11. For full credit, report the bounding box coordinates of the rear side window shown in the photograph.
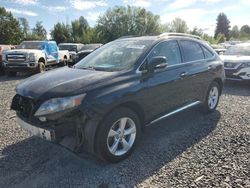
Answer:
[180,40,204,62]
[148,40,182,66]
[202,46,214,58]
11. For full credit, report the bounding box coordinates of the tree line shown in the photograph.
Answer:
[0,6,250,45]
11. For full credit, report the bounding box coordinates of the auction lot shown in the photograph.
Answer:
[0,74,249,188]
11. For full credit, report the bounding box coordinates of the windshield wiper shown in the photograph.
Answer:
[80,66,96,70]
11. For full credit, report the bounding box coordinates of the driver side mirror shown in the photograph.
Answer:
[147,56,168,73]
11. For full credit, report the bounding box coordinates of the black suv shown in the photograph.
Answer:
[11,33,225,162]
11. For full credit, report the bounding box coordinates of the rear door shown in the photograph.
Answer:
[143,40,191,120]
[47,42,59,64]
[178,40,212,102]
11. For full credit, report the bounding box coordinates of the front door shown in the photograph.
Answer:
[142,40,190,121]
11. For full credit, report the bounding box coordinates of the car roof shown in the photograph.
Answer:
[59,43,83,45]
[21,40,57,43]
[234,43,250,47]
[117,33,204,43]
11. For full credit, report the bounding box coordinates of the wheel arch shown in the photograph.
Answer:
[91,101,145,154]
[213,77,223,95]
[38,57,46,64]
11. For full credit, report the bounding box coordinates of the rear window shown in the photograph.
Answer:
[180,40,204,62]
[202,46,214,58]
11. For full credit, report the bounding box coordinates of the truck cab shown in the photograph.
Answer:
[3,41,59,76]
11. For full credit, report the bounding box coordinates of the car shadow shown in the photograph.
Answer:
[0,74,30,82]
[223,80,250,96]
[0,108,220,188]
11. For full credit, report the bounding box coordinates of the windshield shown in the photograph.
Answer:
[17,41,45,50]
[80,44,102,51]
[75,39,153,72]
[224,45,250,56]
[59,45,77,52]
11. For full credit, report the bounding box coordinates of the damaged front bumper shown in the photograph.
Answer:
[16,109,100,154]
[225,67,250,81]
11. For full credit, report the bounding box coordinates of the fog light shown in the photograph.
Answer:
[29,63,35,66]
[39,117,47,122]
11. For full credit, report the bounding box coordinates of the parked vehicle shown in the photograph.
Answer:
[76,43,102,63]
[220,43,250,81]
[211,44,227,55]
[58,43,84,65]
[0,45,15,74]
[3,41,59,76]
[11,33,224,162]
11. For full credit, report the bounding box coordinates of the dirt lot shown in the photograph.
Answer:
[0,75,249,188]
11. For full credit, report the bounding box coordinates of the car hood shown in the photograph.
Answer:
[78,50,93,54]
[4,49,42,55]
[16,67,118,101]
[220,55,250,62]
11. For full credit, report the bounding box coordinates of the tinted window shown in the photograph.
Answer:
[148,40,182,66]
[202,46,214,58]
[180,40,204,62]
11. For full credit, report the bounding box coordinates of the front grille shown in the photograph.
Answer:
[78,53,90,60]
[224,62,237,68]
[11,94,35,118]
[7,54,26,62]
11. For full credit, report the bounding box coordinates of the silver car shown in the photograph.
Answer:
[220,43,250,81]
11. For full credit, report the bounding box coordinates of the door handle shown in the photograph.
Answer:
[208,65,215,70]
[180,72,188,78]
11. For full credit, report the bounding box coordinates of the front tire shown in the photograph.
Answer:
[96,107,141,163]
[36,62,45,73]
[203,81,221,113]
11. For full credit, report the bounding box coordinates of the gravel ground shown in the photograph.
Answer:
[0,75,249,188]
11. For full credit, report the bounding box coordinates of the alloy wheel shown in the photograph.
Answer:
[107,117,136,156]
[208,86,219,110]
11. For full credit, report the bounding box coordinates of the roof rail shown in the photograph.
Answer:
[118,35,138,39]
[159,32,201,40]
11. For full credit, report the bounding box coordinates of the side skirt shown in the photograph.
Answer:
[147,101,202,126]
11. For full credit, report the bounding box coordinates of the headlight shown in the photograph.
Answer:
[28,53,36,61]
[239,62,250,68]
[2,54,6,61]
[34,93,86,117]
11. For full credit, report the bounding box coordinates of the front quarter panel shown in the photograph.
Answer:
[80,72,147,121]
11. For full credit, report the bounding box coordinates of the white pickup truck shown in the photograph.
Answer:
[3,40,63,76]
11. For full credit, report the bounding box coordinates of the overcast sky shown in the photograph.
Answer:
[1,0,250,36]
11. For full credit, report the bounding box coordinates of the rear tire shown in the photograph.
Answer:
[95,107,141,163]
[203,81,220,113]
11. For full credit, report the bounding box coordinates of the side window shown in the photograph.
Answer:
[202,46,214,59]
[180,40,204,62]
[48,43,56,52]
[148,40,182,66]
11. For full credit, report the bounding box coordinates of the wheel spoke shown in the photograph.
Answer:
[110,139,119,154]
[119,118,127,131]
[124,126,136,136]
[108,129,118,138]
[121,138,130,151]
[208,99,212,107]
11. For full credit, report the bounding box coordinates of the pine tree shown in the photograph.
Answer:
[214,13,230,40]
